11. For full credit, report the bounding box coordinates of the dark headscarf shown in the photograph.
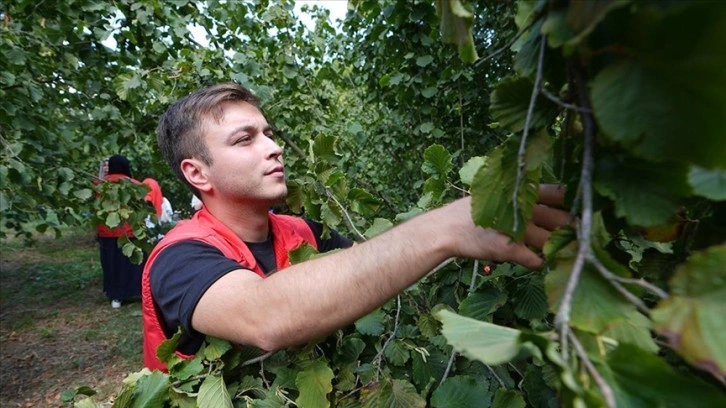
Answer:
[107,154,132,177]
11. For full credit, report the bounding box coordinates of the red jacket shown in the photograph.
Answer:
[141,207,318,371]
[141,178,164,217]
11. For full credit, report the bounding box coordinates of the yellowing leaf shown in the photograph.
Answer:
[652,245,726,380]
[295,359,334,408]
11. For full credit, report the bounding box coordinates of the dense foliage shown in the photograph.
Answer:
[2,0,725,407]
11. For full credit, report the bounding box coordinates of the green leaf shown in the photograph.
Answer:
[74,188,93,200]
[131,370,170,408]
[651,245,726,379]
[384,339,410,366]
[602,311,658,354]
[490,76,559,133]
[459,156,486,187]
[416,55,434,67]
[170,354,205,382]
[198,374,233,408]
[492,388,526,408]
[522,364,559,408]
[203,336,232,360]
[471,131,548,241]
[364,218,393,239]
[411,347,449,389]
[112,73,142,101]
[435,310,522,365]
[422,144,452,176]
[105,212,121,228]
[355,309,385,336]
[421,86,437,98]
[594,157,691,227]
[348,188,380,216]
[542,0,628,55]
[436,0,479,63]
[459,287,506,321]
[546,251,634,333]
[606,344,726,407]
[416,313,441,339]
[513,276,548,320]
[418,121,435,134]
[320,202,341,228]
[431,376,491,408]
[295,359,334,408]
[156,329,183,368]
[75,398,102,408]
[689,166,726,200]
[591,5,726,172]
[60,386,97,402]
[361,378,426,408]
[312,134,338,162]
[121,242,136,258]
[289,243,319,265]
[335,336,366,365]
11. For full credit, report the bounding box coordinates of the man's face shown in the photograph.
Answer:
[200,101,287,206]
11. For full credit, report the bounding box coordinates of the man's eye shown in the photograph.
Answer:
[235,136,251,144]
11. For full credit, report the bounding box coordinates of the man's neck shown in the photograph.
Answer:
[203,200,271,243]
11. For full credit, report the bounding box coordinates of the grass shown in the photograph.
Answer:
[0,228,143,406]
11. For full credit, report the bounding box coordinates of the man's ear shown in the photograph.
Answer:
[181,158,212,193]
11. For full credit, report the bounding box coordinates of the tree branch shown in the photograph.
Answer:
[568,331,616,408]
[326,189,366,241]
[373,295,403,379]
[588,254,650,313]
[541,87,591,113]
[512,36,545,232]
[440,350,457,385]
[554,59,596,360]
[469,260,479,293]
[474,20,535,68]
[240,351,275,367]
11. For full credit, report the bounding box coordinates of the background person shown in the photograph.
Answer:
[97,154,145,309]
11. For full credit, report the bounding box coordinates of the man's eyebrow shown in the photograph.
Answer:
[226,125,256,139]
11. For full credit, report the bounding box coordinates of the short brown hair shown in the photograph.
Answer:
[156,83,260,195]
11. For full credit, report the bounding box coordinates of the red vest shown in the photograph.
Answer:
[141,208,318,371]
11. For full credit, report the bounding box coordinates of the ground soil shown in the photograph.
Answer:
[0,235,141,407]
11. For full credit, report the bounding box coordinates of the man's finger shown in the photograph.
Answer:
[532,204,571,231]
[524,223,551,249]
[538,184,566,207]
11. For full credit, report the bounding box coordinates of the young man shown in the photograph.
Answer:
[142,83,569,371]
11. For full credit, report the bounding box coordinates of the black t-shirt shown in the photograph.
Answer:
[150,219,353,354]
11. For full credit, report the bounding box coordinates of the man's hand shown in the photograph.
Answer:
[440,184,569,269]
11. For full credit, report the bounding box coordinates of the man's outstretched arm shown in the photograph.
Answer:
[192,186,569,351]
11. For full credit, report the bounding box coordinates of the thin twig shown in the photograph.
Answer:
[426,257,456,277]
[276,130,307,160]
[554,60,597,360]
[373,295,402,379]
[326,189,366,241]
[608,274,668,300]
[568,331,616,408]
[459,82,465,175]
[587,254,651,311]
[440,351,457,385]
[474,20,535,67]
[486,364,506,388]
[240,351,275,367]
[512,36,545,232]
[468,260,479,293]
[541,88,591,113]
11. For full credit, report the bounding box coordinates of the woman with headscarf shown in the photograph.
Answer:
[96,154,145,309]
